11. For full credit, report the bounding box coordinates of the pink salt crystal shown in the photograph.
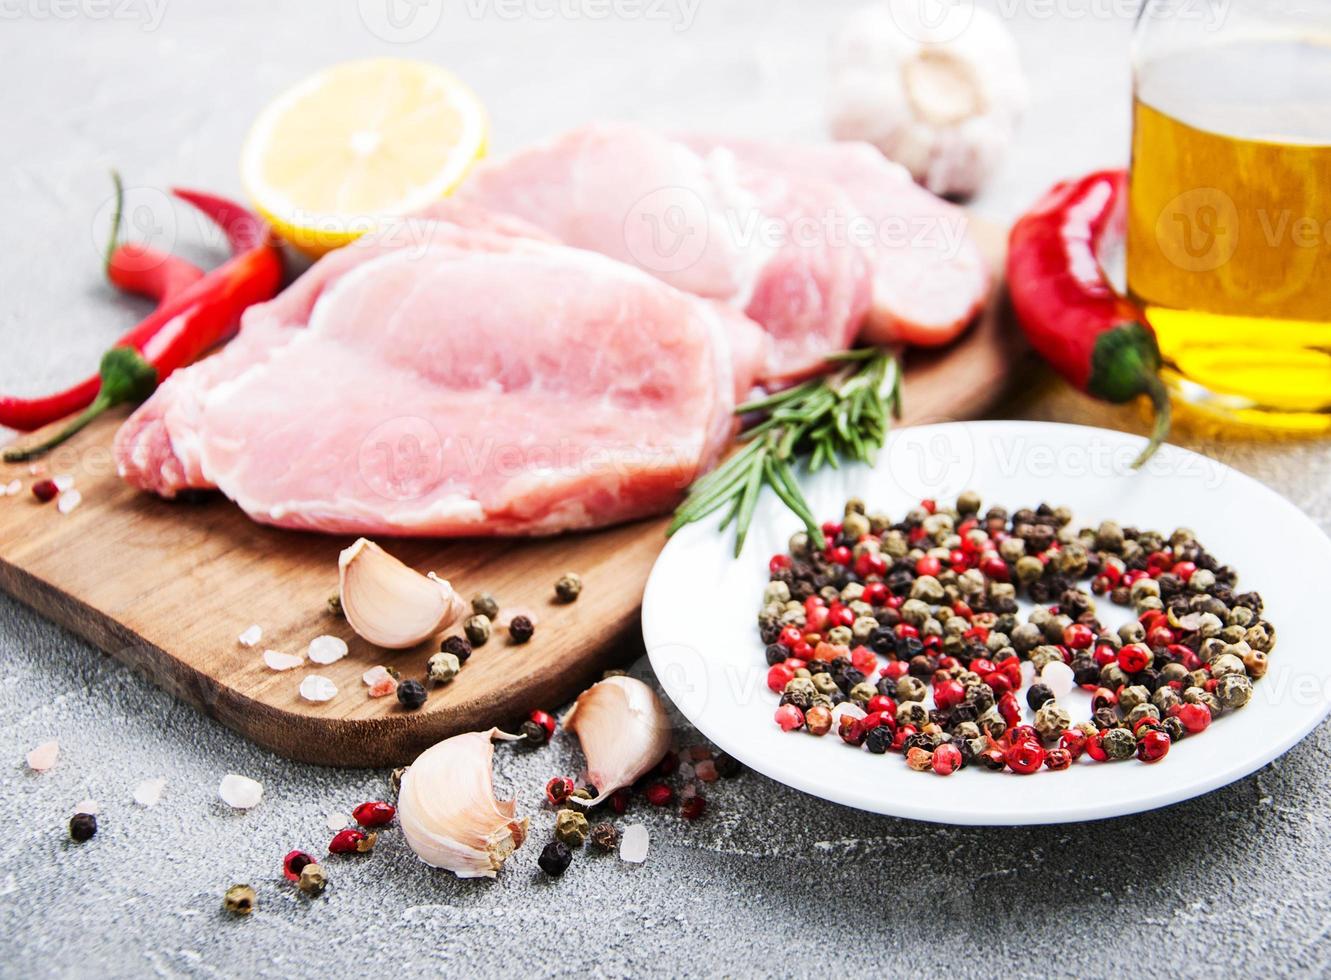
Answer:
[677,761,695,781]
[26,739,58,771]
[362,665,392,686]
[687,745,712,762]
[679,782,698,800]
[73,798,100,815]
[695,759,719,783]
[368,677,397,698]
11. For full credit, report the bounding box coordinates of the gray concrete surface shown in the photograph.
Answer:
[3,2,1331,976]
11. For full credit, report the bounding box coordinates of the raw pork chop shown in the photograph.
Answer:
[115,206,761,536]
[459,123,872,383]
[683,136,990,347]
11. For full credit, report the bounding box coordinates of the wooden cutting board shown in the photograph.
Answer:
[0,221,1018,767]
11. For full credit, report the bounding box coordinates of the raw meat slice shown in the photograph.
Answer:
[459,123,872,382]
[116,207,754,536]
[684,137,990,347]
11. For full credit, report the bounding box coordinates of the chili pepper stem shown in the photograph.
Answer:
[103,170,125,275]
[3,393,112,463]
[1133,375,1173,470]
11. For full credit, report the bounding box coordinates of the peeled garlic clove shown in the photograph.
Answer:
[564,676,671,806]
[338,538,467,649]
[398,729,528,879]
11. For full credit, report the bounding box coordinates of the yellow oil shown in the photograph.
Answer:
[1127,37,1331,430]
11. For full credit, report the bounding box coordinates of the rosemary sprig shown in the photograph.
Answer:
[669,348,902,557]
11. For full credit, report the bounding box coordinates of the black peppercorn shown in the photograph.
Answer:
[538,840,572,877]
[69,812,97,842]
[766,644,789,666]
[1026,683,1055,711]
[589,822,620,852]
[441,635,472,663]
[865,726,893,754]
[519,719,548,746]
[713,752,742,778]
[509,616,535,644]
[397,679,427,710]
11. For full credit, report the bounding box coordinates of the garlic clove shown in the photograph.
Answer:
[564,676,672,806]
[398,729,529,879]
[338,538,467,649]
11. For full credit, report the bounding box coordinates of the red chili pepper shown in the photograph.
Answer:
[2,185,282,461]
[1007,169,1171,467]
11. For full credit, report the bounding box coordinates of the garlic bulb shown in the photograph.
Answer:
[828,0,1028,197]
[338,538,466,649]
[398,729,529,879]
[565,676,672,805]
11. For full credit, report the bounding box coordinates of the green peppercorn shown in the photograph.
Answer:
[555,809,590,847]
[471,592,500,619]
[849,682,877,707]
[843,512,871,539]
[826,625,853,647]
[298,863,328,896]
[956,490,981,515]
[509,615,535,644]
[1126,703,1160,727]
[1034,703,1072,741]
[1217,674,1254,709]
[897,701,929,728]
[427,652,461,685]
[896,675,927,703]
[1119,685,1151,712]
[589,822,620,852]
[1101,728,1137,761]
[464,614,492,647]
[224,884,256,916]
[327,593,343,616]
[555,573,583,603]
[1209,653,1246,679]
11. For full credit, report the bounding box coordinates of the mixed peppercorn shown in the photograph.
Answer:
[758,493,1274,775]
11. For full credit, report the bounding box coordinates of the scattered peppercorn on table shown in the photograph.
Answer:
[4,6,1331,978]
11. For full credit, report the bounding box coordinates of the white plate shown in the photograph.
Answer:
[644,421,1331,825]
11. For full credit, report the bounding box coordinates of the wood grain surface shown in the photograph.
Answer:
[0,220,1018,767]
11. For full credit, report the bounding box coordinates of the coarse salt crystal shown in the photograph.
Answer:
[308,635,348,665]
[134,777,167,808]
[73,798,99,815]
[300,674,338,703]
[237,624,263,647]
[27,463,45,477]
[326,812,351,831]
[218,773,263,809]
[263,650,303,672]
[53,474,75,492]
[4,479,19,496]
[1041,660,1076,699]
[57,489,82,514]
[26,739,58,771]
[620,823,649,863]
[362,665,392,686]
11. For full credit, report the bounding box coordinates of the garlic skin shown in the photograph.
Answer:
[338,538,466,649]
[565,676,672,805]
[398,729,529,879]
[828,1,1028,198]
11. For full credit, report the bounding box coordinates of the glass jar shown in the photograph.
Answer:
[1127,0,1331,431]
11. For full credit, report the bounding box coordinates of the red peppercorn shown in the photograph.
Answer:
[1118,643,1152,673]
[1094,644,1117,668]
[1008,724,1040,745]
[866,694,896,716]
[983,671,1013,696]
[932,743,962,776]
[851,646,878,675]
[980,556,1009,582]
[283,849,315,881]
[655,749,680,776]
[829,606,855,628]
[644,782,675,807]
[934,679,965,711]
[838,715,867,746]
[528,710,558,740]
[920,498,936,513]
[862,583,888,606]
[352,801,396,828]
[1136,729,1171,763]
[774,704,804,731]
[768,554,792,574]
[1044,748,1073,771]
[821,520,843,537]
[1171,560,1197,582]
[328,829,369,854]
[1171,702,1212,734]
[1085,732,1109,762]
[895,623,920,639]
[1058,730,1087,760]
[997,691,1022,727]
[915,555,942,577]
[609,788,631,815]
[766,664,795,693]
[880,660,909,681]
[546,776,575,806]
[778,625,802,649]
[970,658,996,677]
[951,601,974,620]
[1062,623,1095,650]
[31,479,58,503]
[828,546,852,566]
[680,795,706,820]
[854,552,888,578]
[1147,626,1176,648]
[1005,739,1045,775]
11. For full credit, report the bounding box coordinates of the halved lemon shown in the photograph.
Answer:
[241,58,488,256]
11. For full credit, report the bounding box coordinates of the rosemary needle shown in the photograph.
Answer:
[670,348,902,557]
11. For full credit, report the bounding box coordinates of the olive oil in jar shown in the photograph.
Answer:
[1127,37,1331,430]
